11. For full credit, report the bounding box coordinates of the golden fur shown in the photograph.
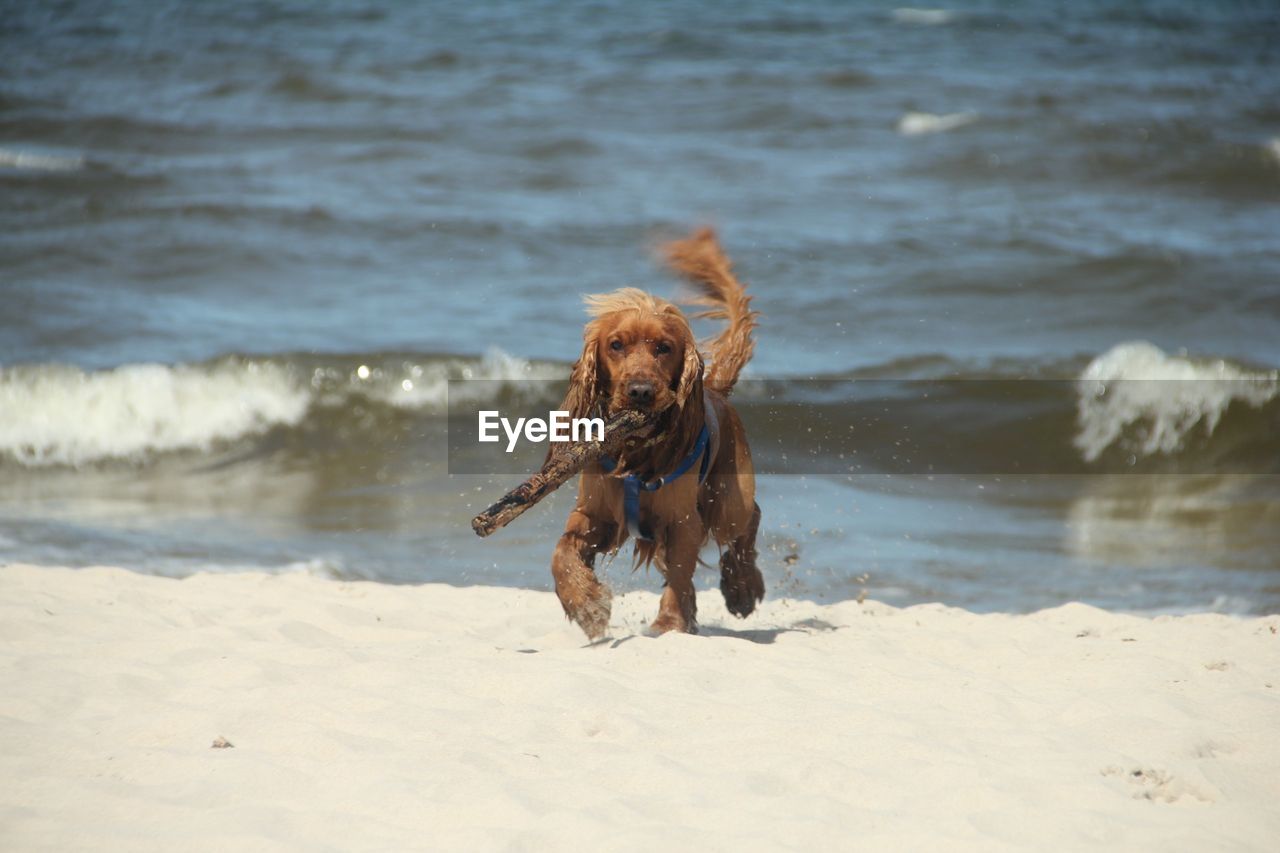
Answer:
[550,228,763,638]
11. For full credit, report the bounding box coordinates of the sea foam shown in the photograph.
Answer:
[0,147,85,172]
[1074,341,1278,463]
[0,361,310,467]
[0,350,561,467]
[891,8,953,25]
[897,111,978,136]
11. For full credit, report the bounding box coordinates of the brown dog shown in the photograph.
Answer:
[551,228,763,638]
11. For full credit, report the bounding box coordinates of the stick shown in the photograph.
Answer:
[471,409,657,537]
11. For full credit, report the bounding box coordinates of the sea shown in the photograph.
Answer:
[3,0,1278,615]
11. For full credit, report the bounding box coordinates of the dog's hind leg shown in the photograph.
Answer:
[719,501,764,618]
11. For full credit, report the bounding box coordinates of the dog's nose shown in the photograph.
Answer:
[626,380,655,406]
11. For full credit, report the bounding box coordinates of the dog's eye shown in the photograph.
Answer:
[610,340,624,352]
[655,341,672,355]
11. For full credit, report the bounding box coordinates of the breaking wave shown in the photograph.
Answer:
[3,343,1276,474]
[0,350,561,467]
[0,146,85,172]
[896,111,978,136]
[891,8,954,26]
[1075,341,1279,463]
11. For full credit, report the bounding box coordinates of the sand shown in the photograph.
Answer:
[1,563,1277,851]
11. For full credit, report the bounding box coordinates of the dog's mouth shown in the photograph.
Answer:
[603,396,677,441]
[607,396,673,417]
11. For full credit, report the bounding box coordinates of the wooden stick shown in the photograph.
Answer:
[471,409,657,538]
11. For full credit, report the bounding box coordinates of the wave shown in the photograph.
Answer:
[897,111,977,136]
[1075,341,1278,463]
[0,360,309,467]
[919,118,1280,200]
[0,350,562,467]
[0,146,85,172]
[891,8,954,26]
[735,342,1279,475]
[3,344,1276,474]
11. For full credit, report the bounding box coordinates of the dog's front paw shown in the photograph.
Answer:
[565,583,612,640]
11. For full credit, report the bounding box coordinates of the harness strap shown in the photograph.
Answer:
[701,387,720,476]
[600,422,713,542]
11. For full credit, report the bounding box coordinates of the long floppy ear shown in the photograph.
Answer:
[647,329,707,477]
[560,323,602,420]
[674,330,704,411]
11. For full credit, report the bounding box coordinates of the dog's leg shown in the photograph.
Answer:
[551,510,614,640]
[720,501,764,618]
[652,519,703,635]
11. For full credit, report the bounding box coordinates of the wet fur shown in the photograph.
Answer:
[550,228,764,638]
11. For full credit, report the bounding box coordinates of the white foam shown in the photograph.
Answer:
[365,348,564,410]
[1267,137,1280,164]
[1074,341,1278,463]
[0,349,566,466]
[0,361,310,467]
[279,558,347,579]
[0,147,85,172]
[892,8,953,25]
[897,111,978,136]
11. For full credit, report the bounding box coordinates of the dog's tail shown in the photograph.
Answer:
[662,227,758,396]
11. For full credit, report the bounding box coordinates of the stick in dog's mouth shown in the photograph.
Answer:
[470,408,659,538]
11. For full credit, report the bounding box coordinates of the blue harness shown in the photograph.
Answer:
[599,425,712,542]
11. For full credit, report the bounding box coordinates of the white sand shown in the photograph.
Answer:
[1,564,1277,851]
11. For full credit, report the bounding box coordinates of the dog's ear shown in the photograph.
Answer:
[561,323,602,420]
[674,329,704,411]
[651,328,706,477]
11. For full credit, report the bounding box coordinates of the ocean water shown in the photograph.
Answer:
[2,0,1278,614]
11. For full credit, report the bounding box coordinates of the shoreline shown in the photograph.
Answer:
[2,563,1277,850]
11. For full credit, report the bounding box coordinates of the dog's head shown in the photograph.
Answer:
[563,288,703,422]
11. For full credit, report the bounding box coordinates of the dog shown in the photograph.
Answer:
[551,227,763,638]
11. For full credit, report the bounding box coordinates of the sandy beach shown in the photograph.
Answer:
[1,563,1276,851]
[6,3,1278,850]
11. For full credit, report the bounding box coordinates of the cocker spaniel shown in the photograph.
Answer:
[551,228,763,638]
